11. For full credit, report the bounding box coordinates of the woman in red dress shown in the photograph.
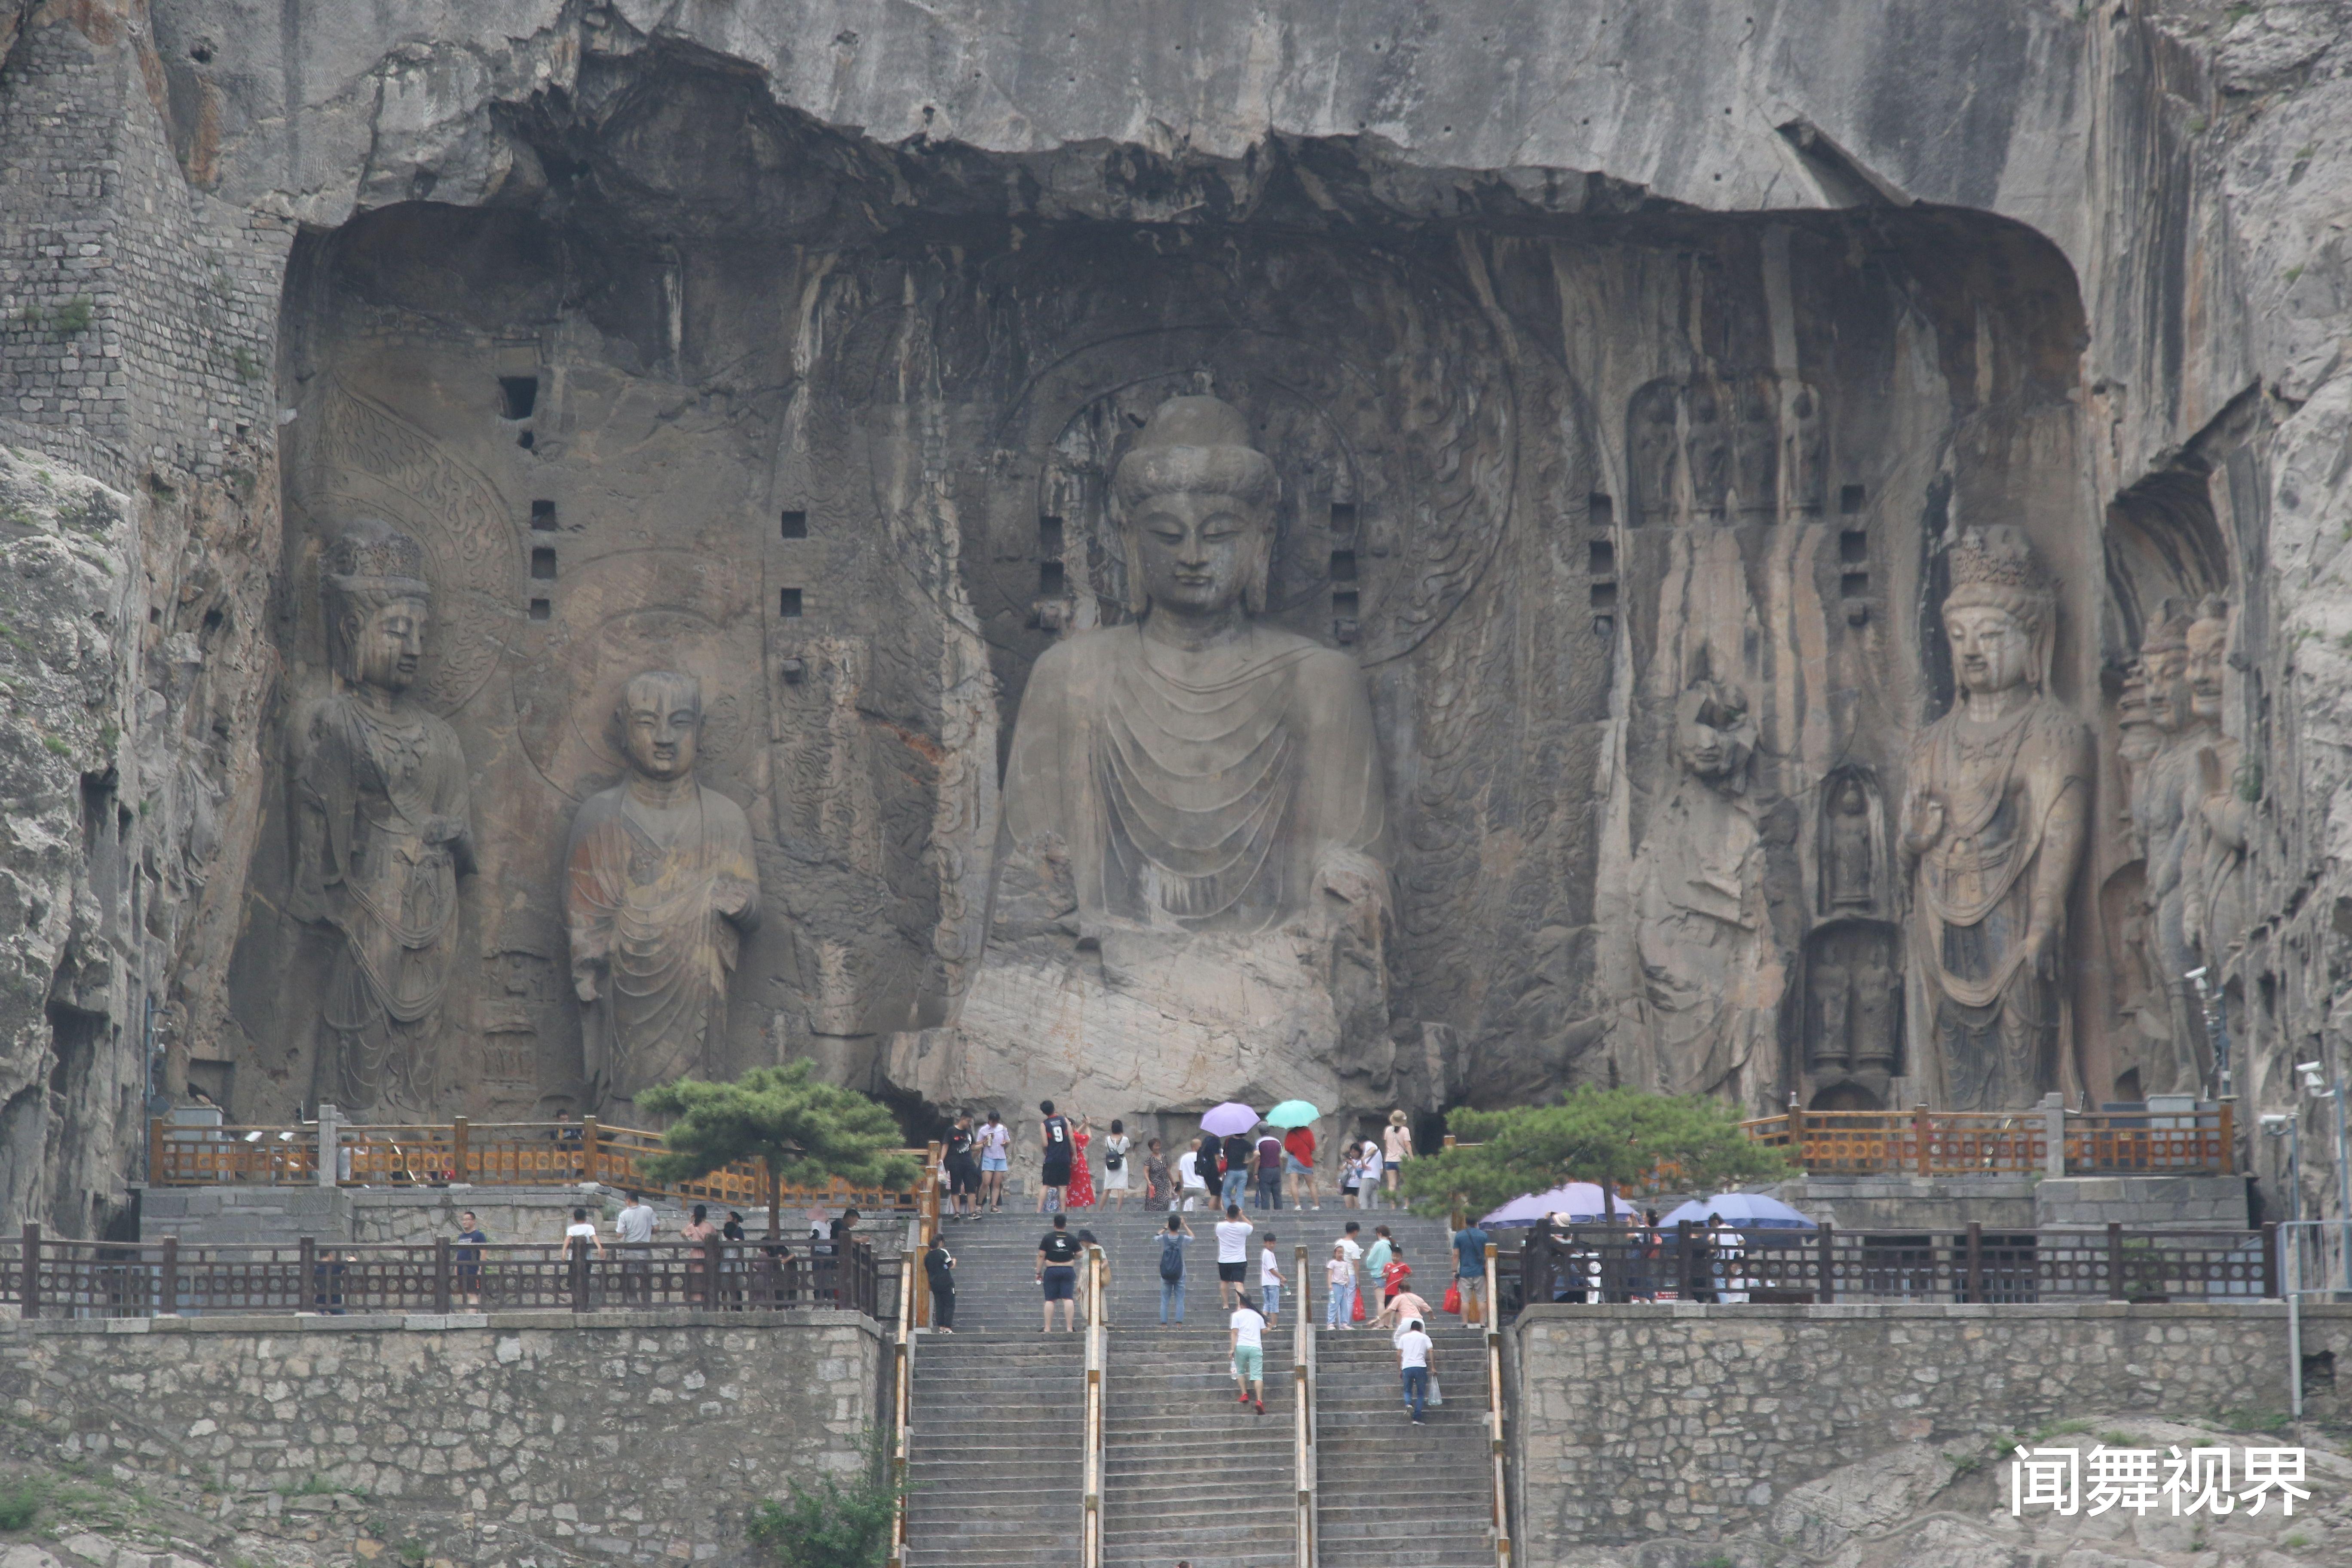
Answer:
[1065,1115,1097,1209]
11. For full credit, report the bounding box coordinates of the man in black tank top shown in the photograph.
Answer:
[1037,1099,1074,1213]
[944,1113,979,1220]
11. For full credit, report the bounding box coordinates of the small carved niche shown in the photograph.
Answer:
[1625,372,1828,526]
[1817,766,1886,915]
[1802,919,1902,1078]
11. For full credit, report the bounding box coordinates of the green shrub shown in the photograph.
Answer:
[0,1478,44,1531]
[746,1428,906,1568]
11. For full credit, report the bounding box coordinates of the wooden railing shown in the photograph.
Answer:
[1740,1103,2234,1176]
[1081,1243,1107,1568]
[1508,1219,2278,1308]
[3,1225,882,1319]
[150,1116,935,1213]
[1484,1240,1510,1568]
[1293,1240,1316,1568]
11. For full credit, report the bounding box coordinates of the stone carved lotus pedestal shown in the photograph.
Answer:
[888,396,1397,1138]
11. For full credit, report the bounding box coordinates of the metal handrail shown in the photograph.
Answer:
[886,1250,916,1568]
[1082,1242,1107,1568]
[1485,1241,1510,1568]
[1294,1241,1316,1568]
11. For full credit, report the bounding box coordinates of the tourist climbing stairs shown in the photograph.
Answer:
[899,1195,1496,1567]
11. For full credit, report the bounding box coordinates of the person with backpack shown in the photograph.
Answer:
[1158,1213,1196,1324]
[922,1234,956,1332]
[1102,1119,1133,1212]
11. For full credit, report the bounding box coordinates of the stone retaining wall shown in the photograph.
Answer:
[1509,1302,2352,1554]
[0,1311,885,1568]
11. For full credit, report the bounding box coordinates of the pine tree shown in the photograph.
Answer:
[1396,1086,1795,1219]
[638,1062,918,1241]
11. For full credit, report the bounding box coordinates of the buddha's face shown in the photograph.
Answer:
[2187,617,2228,721]
[1945,605,2032,696]
[2142,643,2190,732]
[622,687,701,781]
[1132,490,1263,616]
[344,596,429,693]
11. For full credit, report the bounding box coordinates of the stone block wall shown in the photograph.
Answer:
[0,1311,885,1568]
[1770,1176,2039,1232]
[1509,1302,2352,1553]
[2035,1176,2252,1231]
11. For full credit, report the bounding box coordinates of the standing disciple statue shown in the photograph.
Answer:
[566,671,762,1118]
[291,520,475,1114]
[1901,526,2093,1110]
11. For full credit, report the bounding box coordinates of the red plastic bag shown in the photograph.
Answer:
[1352,1287,1367,1322]
[1442,1278,1463,1316]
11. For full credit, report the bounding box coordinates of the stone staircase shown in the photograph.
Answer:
[1102,1327,1294,1568]
[1313,1325,1496,1566]
[903,1196,1491,1567]
[903,1332,1086,1567]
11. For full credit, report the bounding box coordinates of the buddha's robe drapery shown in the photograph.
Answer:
[293,694,474,1112]
[1000,622,1386,936]
[1904,698,2091,1109]
[566,781,761,1103]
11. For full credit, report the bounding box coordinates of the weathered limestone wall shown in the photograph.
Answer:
[0,1311,885,1568]
[4,0,2352,1233]
[1510,1301,2352,1559]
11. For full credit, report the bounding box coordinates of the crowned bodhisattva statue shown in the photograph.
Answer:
[889,395,1393,1134]
[1901,526,2092,1109]
[291,520,475,1115]
[566,671,762,1119]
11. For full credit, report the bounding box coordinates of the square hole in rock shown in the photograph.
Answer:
[1590,581,1618,609]
[1840,484,1866,514]
[1589,492,1614,527]
[1039,561,1066,596]
[1038,515,1064,557]
[1329,548,1358,583]
[530,547,557,580]
[1589,540,1615,575]
[1841,570,1870,598]
[531,500,557,531]
[499,376,539,420]
[1329,502,1358,536]
[779,588,804,617]
[528,598,551,622]
[1840,529,1868,564]
[780,510,808,539]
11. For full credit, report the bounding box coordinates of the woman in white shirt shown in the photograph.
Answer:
[1103,1119,1134,1211]
[1382,1110,1414,1206]
[1357,1139,1385,1210]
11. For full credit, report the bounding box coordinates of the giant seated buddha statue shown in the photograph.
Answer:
[889,395,1394,1136]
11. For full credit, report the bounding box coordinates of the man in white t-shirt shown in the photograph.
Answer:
[1396,1317,1434,1424]
[1213,1206,1254,1311]
[1178,1148,1209,1212]
[1259,1233,1283,1326]
[1230,1299,1268,1414]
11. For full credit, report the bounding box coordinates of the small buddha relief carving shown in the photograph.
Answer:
[566,671,763,1118]
[1900,526,2092,1110]
[291,520,477,1115]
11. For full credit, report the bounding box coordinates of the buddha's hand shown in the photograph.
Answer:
[422,815,469,845]
[2023,924,2059,978]
[573,968,599,1004]
[1902,793,1945,854]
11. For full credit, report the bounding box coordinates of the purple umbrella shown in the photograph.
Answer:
[1481,1182,1612,1227]
[1199,1101,1261,1137]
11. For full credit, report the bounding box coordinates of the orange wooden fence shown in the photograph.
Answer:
[1739,1103,2233,1177]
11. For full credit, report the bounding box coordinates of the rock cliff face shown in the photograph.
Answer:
[0,0,2349,1229]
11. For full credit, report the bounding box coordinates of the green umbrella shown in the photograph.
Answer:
[1264,1100,1320,1129]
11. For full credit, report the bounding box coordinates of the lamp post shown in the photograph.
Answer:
[2296,1057,2352,1294]
[2260,1112,2299,1225]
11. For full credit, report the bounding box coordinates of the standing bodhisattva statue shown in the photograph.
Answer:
[1901,526,2092,1109]
[566,671,761,1118]
[292,519,475,1114]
